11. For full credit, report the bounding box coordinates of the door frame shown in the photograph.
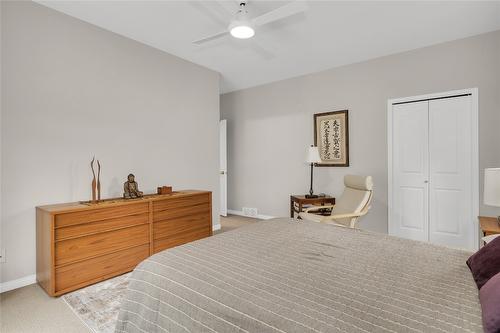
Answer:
[387,88,479,249]
[219,119,228,217]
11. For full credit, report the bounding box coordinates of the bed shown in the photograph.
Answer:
[115,218,482,333]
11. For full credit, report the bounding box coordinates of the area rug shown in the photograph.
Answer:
[62,273,130,333]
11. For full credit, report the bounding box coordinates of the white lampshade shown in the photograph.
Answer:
[484,168,500,207]
[306,146,321,163]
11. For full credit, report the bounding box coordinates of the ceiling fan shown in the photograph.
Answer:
[193,1,308,45]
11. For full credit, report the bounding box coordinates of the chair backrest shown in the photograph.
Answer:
[333,175,373,227]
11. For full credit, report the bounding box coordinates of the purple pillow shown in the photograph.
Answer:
[480,272,500,333]
[466,235,500,289]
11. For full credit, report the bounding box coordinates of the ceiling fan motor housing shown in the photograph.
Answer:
[228,2,255,39]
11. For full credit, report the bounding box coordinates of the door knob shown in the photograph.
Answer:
[220,171,226,175]
[424,180,429,183]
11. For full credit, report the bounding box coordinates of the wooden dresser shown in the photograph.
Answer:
[36,190,212,296]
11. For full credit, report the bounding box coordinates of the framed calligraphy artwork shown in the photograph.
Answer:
[313,110,349,167]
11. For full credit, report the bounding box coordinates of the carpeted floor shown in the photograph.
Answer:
[216,214,258,233]
[0,282,90,333]
[0,214,258,333]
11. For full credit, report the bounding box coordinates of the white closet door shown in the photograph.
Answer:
[429,96,474,250]
[390,101,429,242]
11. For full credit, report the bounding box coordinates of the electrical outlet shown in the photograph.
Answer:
[0,248,5,263]
[242,207,258,217]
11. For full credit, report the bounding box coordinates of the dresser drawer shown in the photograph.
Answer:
[55,213,149,241]
[153,194,209,212]
[154,213,210,240]
[153,204,209,222]
[55,244,149,293]
[154,228,211,253]
[55,202,149,228]
[55,224,149,266]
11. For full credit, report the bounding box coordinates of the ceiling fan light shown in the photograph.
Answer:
[229,24,255,39]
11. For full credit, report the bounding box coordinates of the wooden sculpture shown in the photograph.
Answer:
[90,157,97,203]
[97,159,101,201]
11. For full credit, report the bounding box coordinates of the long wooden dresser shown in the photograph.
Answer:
[36,190,212,296]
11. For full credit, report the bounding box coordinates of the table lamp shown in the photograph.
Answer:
[306,145,322,198]
[484,168,500,226]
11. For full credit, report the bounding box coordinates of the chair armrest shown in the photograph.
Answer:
[304,205,335,213]
[319,207,371,228]
[324,211,368,220]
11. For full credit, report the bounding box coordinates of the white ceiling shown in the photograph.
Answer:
[36,1,500,93]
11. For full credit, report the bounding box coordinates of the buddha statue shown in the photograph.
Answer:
[123,174,143,199]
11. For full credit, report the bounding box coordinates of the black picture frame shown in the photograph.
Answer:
[313,110,350,167]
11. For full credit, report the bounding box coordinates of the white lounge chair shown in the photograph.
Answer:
[299,175,373,228]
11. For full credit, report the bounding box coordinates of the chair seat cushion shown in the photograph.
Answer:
[333,188,370,226]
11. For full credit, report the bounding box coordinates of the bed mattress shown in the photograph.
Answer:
[115,218,482,333]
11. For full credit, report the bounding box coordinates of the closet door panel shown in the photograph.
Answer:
[391,101,429,241]
[429,96,474,250]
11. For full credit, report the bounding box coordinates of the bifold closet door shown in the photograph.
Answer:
[428,96,474,250]
[391,101,429,242]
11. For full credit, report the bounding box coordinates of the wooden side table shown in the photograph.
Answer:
[479,216,500,237]
[290,195,335,218]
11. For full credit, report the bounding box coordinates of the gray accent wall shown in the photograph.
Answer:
[221,30,500,233]
[1,2,220,284]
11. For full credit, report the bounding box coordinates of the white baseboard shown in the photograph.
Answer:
[0,274,37,293]
[227,209,275,220]
[212,223,221,231]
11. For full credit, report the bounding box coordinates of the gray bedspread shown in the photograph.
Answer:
[115,218,482,333]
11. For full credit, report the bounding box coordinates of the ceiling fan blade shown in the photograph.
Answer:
[192,30,230,45]
[252,1,308,27]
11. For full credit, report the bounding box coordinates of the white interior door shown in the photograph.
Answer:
[219,119,227,216]
[429,96,475,250]
[390,101,430,242]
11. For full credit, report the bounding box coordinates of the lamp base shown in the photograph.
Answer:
[305,194,318,199]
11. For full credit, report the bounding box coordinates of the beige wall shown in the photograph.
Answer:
[221,30,500,233]
[1,2,220,284]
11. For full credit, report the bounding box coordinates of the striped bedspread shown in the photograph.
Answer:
[115,218,482,333]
